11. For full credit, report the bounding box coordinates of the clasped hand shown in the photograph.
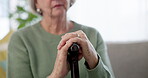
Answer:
[49,30,99,78]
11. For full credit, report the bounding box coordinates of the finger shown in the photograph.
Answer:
[67,37,85,47]
[57,33,78,50]
[74,30,87,39]
[58,30,86,50]
[59,40,76,56]
[60,37,82,55]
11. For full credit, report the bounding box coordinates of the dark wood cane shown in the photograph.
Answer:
[68,42,80,78]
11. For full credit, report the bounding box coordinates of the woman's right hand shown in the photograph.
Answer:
[48,41,73,78]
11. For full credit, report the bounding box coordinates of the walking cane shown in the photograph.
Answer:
[68,42,80,78]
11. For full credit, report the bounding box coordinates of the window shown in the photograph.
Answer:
[68,0,148,42]
[0,0,10,40]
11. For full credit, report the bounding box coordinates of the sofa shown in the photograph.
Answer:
[107,41,148,78]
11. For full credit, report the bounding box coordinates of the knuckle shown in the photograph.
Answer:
[62,33,70,38]
[67,40,73,47]
[63,33,69,37]
[81,34,85,37]
[70,37,77,43]
[62,33,77,39]
[78,30,83,32]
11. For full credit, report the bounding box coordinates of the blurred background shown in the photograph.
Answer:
[0,0,148,78]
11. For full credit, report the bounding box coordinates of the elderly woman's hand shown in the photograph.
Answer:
[57,30,99,69]
[48,30,99,78]
[48,43,72,78]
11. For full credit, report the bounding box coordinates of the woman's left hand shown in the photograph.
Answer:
[57,30,99,69]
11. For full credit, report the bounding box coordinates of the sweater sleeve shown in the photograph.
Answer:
[8,32,33,78]
[85,31,115,78]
